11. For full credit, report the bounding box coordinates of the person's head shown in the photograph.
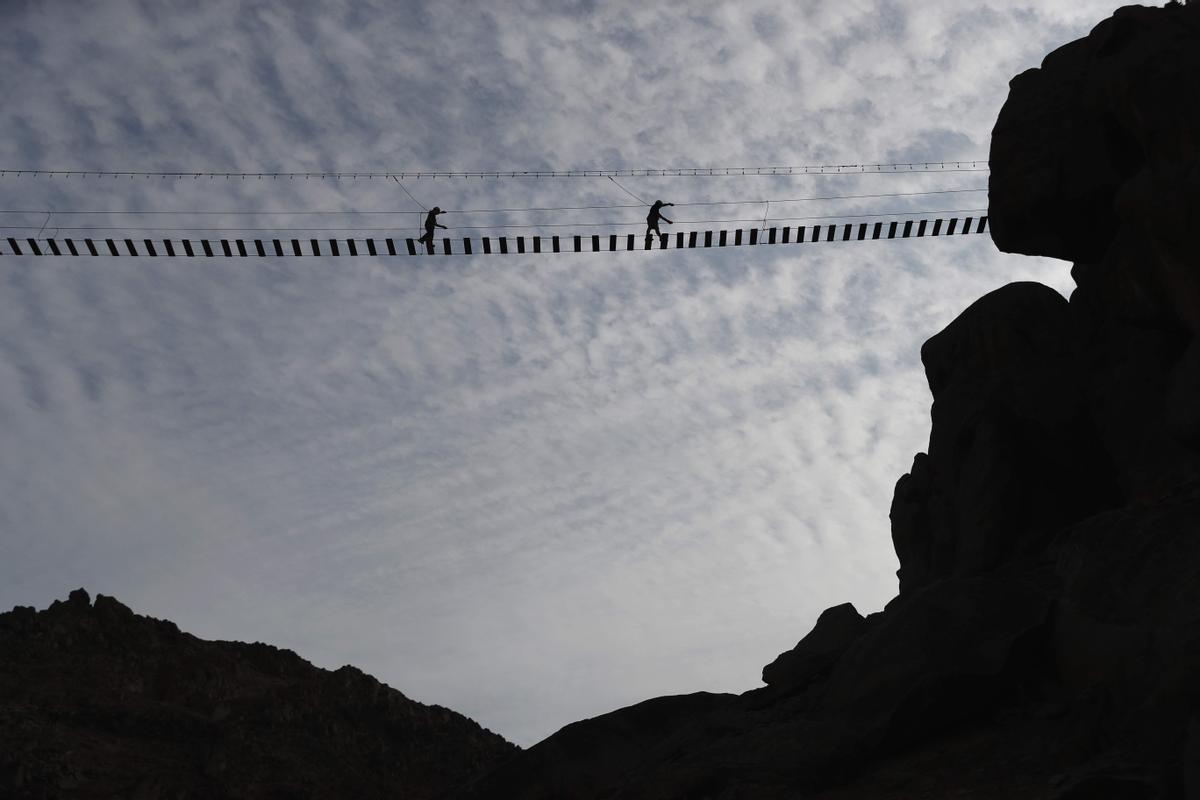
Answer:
[431,206,442,214]
[652,200,663,209]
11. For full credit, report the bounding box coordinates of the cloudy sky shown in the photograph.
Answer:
[0,0,1119,745]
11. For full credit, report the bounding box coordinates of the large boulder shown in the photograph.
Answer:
[761,603,866,690]
[890,282,1119,595]
[988,2,1200,502]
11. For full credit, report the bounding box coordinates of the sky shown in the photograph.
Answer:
[0,0,1122,745]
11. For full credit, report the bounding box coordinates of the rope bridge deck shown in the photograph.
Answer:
[2,215,988,258]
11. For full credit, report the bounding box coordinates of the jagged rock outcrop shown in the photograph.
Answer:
[0,589,516,799]
[990,1,1200,501]
[891,282,1120,595]
[462,6,1200,799]
[761,603,866,690]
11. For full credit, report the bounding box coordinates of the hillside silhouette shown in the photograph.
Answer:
[0,590,515,798]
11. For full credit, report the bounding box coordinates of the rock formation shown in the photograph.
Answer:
[462,5,1200,798]
[0,589,516,799]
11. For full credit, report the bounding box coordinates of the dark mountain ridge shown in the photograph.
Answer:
[0,589,516,798]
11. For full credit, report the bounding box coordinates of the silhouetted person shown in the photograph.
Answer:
[417,207,447,252]
[646,200,673,238]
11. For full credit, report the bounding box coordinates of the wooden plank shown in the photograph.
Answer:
[236,239,248,257]
[144,239,157,256]
[552,235,560,253]
[347,239,358,256]
[533,236,541,253]
[180,240,193,257]
[857,223,867,241]
[500,236,509,254]
[309,239,320,256]
[768,227,777,244]
[591,235,600,251]
[609,234,617,251]
[719,229,727,247]
[676,231,684,249]
[48,239,62,256]
[28,238,43,255]
[704,230,713,247]
[796,226,806,243]
[932,219,943,236]
[292,239,303,255]
[220,240,232,257]
[734,229,743,246]
[463,238,472,255]
[782,226,791,244]
[366,238,377,256]
[406,238,417,255]
[329,239,339,256]
[917,220,928,237]
[749,228,759,246]
[483,236,492,254]
[386,238,397,256]
[902,220,913,238]
[517,236,525,254]
[947,218,959,235]
[842,224,852,242]
[659,233,668,250]
[978,216,989,234]
[442,237,452,255]
[826,225,837,242]
[255,240,267,257]
[688,231,697,248]
[961,217,973,235]
[887,222,898,239]
[107,239,120,256]
[67,239,80,256]
[626,233,635,251]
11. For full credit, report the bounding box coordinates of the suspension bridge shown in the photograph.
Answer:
[0,160,992,258]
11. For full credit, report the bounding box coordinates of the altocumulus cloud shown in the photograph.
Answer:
[1,0,1115,744]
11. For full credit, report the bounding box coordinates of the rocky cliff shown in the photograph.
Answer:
[463,5,1200,798]
[0,589,516,799]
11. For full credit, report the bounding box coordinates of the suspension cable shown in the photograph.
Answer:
[0,161,989,181]
[0,187,988,218]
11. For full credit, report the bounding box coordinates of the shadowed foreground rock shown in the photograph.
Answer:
[0,590,516,799]
[462,6,1200,798]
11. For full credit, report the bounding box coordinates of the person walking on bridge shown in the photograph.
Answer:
[646,200,674,238]
[417,207,447,252]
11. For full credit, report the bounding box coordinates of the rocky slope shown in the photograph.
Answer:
[463,5,1200,798]
[0,589,516,799]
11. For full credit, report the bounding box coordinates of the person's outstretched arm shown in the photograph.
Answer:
[662,215,672,224]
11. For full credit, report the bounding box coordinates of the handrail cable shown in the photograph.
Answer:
[0,207,988,233]
[0,161,989,181]
[0,188,988,217]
